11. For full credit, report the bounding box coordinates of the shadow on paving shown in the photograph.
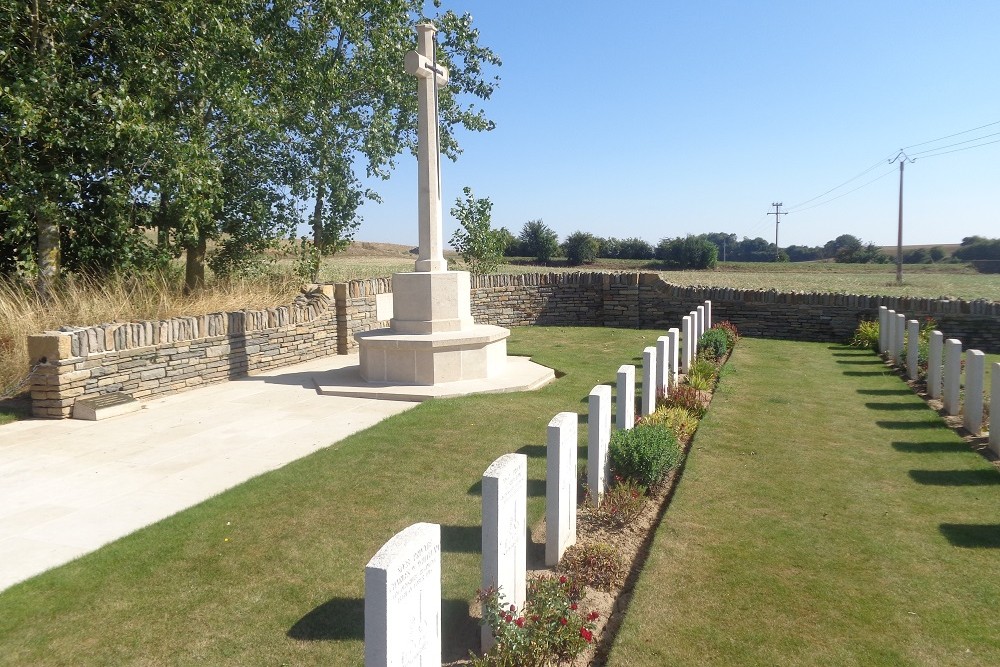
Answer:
[892,441,970,454]
[908,469,1000,486]
[288,597,478,659]
[939,524,1000,548]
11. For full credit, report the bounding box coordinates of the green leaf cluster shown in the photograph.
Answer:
[449,186,505,274]
[1,1,502,291]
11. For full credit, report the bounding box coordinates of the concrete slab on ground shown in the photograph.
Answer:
[0,354,419,593]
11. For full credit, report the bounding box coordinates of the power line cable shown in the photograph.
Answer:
[902,119,1000,150]
[914,136,1000,160]
[785,156,893,211]
[908,131,1000,156]
[790,166,898,213]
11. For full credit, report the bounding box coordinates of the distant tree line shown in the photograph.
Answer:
[453,211,978,274]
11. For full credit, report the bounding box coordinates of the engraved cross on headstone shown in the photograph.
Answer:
[404,22,450,273]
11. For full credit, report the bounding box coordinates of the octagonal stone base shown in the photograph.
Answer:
[357,324,510,386]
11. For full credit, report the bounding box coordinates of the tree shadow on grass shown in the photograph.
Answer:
[876,420,940,430]
[288,597,478,658]
[892,441,966,454]
[864,402,926,411]
[831,351,873,357]
[836,359,883,365]
[939,524,1000,548]
[843,370,892,377]
[908,469,1000,486]
[858,388,913,396]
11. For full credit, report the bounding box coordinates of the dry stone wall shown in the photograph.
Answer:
[26,271,999,418]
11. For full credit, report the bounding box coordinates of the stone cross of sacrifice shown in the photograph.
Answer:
[404,23,449,273]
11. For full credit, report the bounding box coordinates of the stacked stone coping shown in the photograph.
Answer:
[25,271,1000,418]
[28,287,340,418]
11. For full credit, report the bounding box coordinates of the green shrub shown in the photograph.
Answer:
[609,424,680,487]
[850,319,879,351]
[698,328,729,361]
[687,357,719,392]
[661,384,707,418]
[591,477,647,529]
[559,542,627,591]
[714,320,740,349]
[474,575,597,666]
[643,405,699,441]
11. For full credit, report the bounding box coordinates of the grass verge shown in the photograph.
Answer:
[607,338,1000,666]
[0,326,657,666]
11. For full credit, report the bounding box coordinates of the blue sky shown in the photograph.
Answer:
[352,1,1000,249]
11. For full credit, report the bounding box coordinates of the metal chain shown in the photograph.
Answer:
[0,361,43,401]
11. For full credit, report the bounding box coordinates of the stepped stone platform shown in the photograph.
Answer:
[313,353,554,402]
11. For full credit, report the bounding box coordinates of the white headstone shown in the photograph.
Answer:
[990,363,1000,455]
[704,300,712,329]
[906,320,919,381]
[404,23,450,273]
[927,331,943,399]
[546,412,578,566]
[642,346,657,417]
[963,350,985,435]
[697,306,706,344]
[481,453,527,651]
[667,328,680,387]
[893,313,906,367]
[655,335,669,397]
[943,339,962,416]
[691,310,701,357]
[885,309,896,364]
[681,316,693,373]
[616,364,635,430]
[878,306,889,354]
[365,522,441,667]
[588,385,612,507]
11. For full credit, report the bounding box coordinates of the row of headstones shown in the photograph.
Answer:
[878,306,997,451]
[363,301,712,665]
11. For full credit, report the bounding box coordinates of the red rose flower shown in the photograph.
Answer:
[559,617,568,626]
[580,627,593,642]
[515,617,525,628]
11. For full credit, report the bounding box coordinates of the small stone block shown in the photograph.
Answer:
[72,393,140,421]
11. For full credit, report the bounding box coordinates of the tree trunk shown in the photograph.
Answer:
[35,210,60,301]
[184,230,207,293]
[155,192,170,249]
[310,174,326,283]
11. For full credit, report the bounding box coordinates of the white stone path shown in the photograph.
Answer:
[0,355,416,592]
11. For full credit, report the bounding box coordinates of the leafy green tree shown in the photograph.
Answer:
[618,237,655,260]
[1,1,503,293]
[954,237,1000,261]
[563,231,599,266]
[518,220,560,263]
[655,235,718,269]
[448,186,505,274]
[928,246,946,262]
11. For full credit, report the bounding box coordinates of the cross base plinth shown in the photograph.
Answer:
[357,325,510,385]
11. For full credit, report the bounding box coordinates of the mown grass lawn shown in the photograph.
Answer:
[608,338,1000,666]
[0,326,657,666]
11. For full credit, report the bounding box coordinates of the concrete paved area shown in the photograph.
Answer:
[0,355,418,593]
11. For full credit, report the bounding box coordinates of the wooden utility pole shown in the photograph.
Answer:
[767,202,787,261]
[890,151,912,284]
